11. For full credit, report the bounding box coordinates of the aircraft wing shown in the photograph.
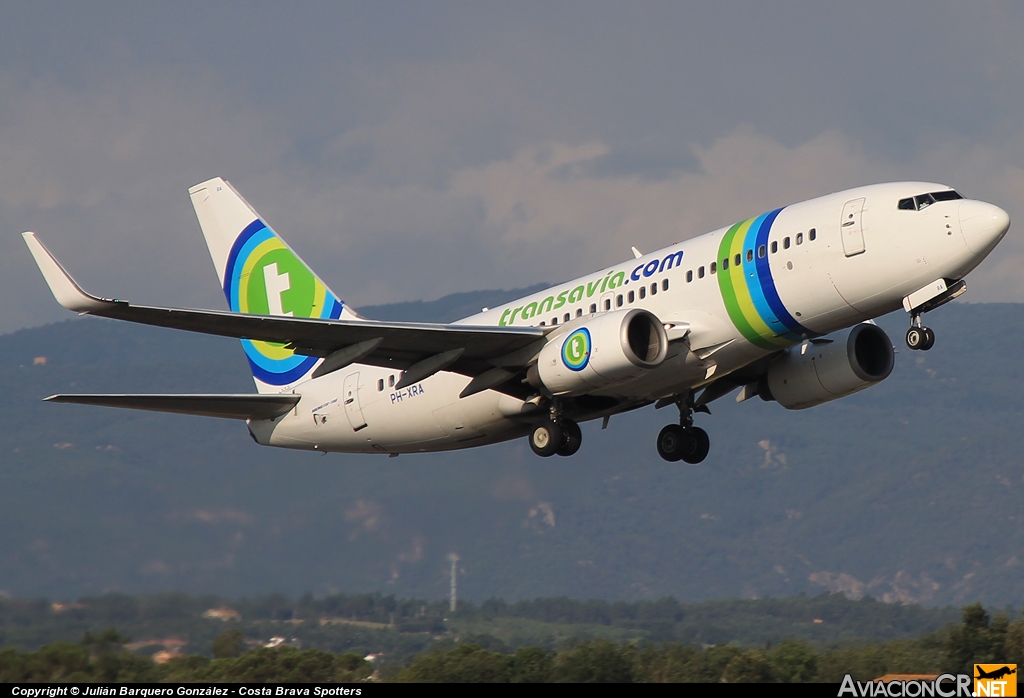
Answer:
[23,233,546,388]
[44,394,300,420]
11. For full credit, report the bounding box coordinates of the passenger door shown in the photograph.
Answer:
[841,198,866,257]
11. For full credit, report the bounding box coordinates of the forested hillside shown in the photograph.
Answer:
[0,292,1021,606]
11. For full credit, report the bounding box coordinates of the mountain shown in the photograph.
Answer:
[0,291,1021,607]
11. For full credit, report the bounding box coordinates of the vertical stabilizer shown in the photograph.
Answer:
[189,177,355,393]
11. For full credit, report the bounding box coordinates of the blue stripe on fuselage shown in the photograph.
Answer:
[752,207,808,339]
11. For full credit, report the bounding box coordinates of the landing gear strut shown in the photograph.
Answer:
[528,402,581,457]
[905,313,935,351]
[656,395,710,464]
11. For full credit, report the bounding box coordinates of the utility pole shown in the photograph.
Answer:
[448,553,460,613]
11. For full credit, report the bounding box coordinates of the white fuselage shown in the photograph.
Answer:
[248,182,1008,454]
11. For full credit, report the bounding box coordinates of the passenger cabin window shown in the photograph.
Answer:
[616,294,624,307]
[628,290,635,303]
[734,253,741,266]
[686,270,693,283]
[662,279,669,291]
[639,287,646,299]
[784,237,791,249]
[722,257,729,270]
[563,313,571,322]
[576,308,583,318]
[796,232,804,245]
[698,266,705,279]
[809,228,816,241]
[746,249,753,262]
[388,375,395,388]
[650,283,657,295]
[377,378,384,392]
[604,299,611,310]
[590,303,597,313]
[758,245,766,258]
[771,241,778,253]
[551,317,558,325]
[710,261,717,274]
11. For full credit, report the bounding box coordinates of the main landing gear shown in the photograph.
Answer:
[656,396,710,464]
[529,403,582,458]
[905,313,935,351]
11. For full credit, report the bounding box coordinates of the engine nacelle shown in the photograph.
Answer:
[765,323,894,410]
[531,309,668,396]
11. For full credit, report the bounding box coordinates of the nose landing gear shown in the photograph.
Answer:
[905,313,935,351]
[656,395,710,464]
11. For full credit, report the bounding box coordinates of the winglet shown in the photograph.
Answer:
[22,232,112,313]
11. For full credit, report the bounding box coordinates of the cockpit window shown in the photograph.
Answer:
[899,190,963,211]
[914,193,935,210]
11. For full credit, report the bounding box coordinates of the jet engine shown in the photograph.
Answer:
[530,309,668,396]
[764,323,894,410]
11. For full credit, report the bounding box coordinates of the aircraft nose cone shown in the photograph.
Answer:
[959,200,1010,255]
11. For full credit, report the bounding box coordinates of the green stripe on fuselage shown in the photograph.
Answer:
[716,218,787,350]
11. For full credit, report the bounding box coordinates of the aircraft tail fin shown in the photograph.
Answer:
[188,177,357,392]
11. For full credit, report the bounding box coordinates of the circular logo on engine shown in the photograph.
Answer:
[223,220,342,386]
[561,328,591,371]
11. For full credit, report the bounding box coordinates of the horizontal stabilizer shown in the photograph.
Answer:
[43,394,300,420]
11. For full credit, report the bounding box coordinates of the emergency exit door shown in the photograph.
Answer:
[343,372,367,432]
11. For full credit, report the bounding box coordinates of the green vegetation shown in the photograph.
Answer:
[0,591,974,659]
[1,602,1022,682]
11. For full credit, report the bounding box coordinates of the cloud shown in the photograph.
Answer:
[5,3,1024,336]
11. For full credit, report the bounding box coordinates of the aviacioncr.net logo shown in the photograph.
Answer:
[562,328,591,371]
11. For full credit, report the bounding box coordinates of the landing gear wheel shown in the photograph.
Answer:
[906,327,925,350]
[680,427,710,464]
[529,419,565,458]
[657,424,685,462]
[920,327,935,351]
[556,420,582,457]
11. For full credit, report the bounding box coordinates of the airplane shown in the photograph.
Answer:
[975,666,1016,681]
[23,178,1009,463]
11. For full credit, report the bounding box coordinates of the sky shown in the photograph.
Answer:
[3,1,1024,333]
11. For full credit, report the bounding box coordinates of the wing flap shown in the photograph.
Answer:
[43,394,300,420]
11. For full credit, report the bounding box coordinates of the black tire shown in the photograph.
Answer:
[657,424,685,462]
[681,427,710,464]
[556,420,582,457]
[906,327,924,350]
[920,327,935,351]
[529,419,564,457]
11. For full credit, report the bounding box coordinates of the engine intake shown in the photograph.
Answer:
[765,323,894,410]
[531,309,668,396]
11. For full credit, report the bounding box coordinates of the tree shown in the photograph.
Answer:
[944,603,1008,674]
[1006,617,1024,666]
[212,629,246,659]
[722,650,775,683]
[771,639,818,683]
[550,639,634,683]
[396,644,513,683]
